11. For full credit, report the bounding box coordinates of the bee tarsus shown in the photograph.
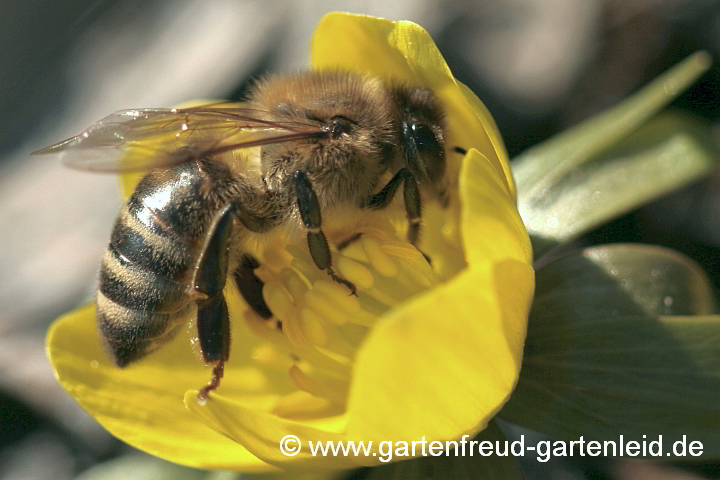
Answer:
[198,362,225,401]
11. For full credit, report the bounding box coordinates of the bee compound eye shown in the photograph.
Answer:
[329,116,353,137]
[406,122,441,156]
[404,122,445,181]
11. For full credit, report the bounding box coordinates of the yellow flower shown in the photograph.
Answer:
[46,12,534,471]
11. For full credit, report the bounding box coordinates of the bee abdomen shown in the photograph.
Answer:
[109,206,193,282]
[96,292,189,367]
[98,205,198,366]
[98,160,238,367]
[99,249,190,313]
[98,244,193,366]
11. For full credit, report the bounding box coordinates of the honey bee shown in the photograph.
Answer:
[37,71,457,398]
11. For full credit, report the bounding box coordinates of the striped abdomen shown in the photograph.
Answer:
[97,161,234,366]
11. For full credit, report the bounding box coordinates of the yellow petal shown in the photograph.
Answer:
[346,260,534,443]
[47,302,281,472]
[185,391,368,469]
[460,149,533,266]
[311,12,514,197]
[344,149,533,444]
[458,82,516,198]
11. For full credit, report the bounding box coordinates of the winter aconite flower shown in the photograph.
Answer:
[47,12,533,471]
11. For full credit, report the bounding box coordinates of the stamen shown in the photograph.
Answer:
[337,240,369,263]
[353,293,391,317]
[250,343,293,371]
[313,323,358,359]
[272,390,345,419]
[290,256,325,285]
[242,308,285,340]
[312,280,377,327]
[381,240,425,261]
[396,256,440,289]
[363,285,402,306]
[296,344,352,376]
[262,280,294,320]
[312,280,361,314]
[281,268,310,304]
[442,217,458,243]
[304,290,350,326]
[335,256,374,289]
[362,236,399,277]
[261,245,294,271]
[298,308,328,347]
[282,311,308,347]
[288,365,348,404]
[246,223,467,412]
[251,332,352,379]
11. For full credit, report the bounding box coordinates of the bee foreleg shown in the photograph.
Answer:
[294,171,357,296]
[194,204,234,399]
[365,168,423,245]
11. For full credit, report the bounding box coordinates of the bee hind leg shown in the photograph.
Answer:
[194,204,234,400]
[294,171,357,296]
[196,294,229,400]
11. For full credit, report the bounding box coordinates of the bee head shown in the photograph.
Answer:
[252,71,398,205]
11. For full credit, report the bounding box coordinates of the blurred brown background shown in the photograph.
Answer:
[0,1,718,479]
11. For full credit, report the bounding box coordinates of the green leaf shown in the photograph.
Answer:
[74,454,206,480]
[500,244,720,458]
[233,469,341,480]
[524,113,718,257]
[536,243,716,316]
[514,52,711,193]
[511,52,715,257]
[359,421,525,480]
[202,473,243,480]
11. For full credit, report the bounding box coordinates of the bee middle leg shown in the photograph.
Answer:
[294,171,357,295]
[194,204,234,400]
[365,168,430,262]
[366,168,422,243]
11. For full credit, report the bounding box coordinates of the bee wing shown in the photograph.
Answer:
[34,104,327,173]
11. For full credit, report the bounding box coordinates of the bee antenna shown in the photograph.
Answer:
[453,146,467,155]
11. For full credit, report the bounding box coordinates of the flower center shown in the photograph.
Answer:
[240,203,465,414]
